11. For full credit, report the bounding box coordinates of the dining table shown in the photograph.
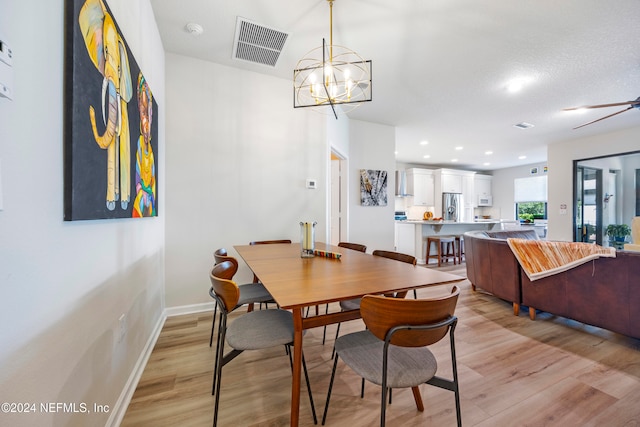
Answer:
[234,241,464,426]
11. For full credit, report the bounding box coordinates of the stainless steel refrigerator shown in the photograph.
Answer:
[443,192,462,222]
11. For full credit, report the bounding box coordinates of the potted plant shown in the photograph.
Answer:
[606,224,631,242]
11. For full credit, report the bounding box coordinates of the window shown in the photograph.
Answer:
[516,201,547,222]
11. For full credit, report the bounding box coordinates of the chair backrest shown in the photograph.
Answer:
[210,261,240,312]
[213,248,239,275]
[360,286,460,347]
[372,249,417,266]
[249,239,292,245]
[338,242,367,253]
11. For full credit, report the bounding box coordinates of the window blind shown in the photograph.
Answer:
[514,175,547,202]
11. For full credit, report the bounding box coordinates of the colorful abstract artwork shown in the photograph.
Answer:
[360,169,387,206]
[64,0,158,220]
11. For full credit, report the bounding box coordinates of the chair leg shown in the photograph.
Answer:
[212,310,224,395]
[331,322,341,359]
[322,304,329,344]
[301,351,318,425]
[411,386,424,411]
[322,353,340,425]
[209,301,218,347]
[212,315,227,426]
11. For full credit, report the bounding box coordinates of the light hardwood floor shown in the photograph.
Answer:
[121,263,640,426]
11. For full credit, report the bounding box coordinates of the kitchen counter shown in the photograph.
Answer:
[395,220,500,264]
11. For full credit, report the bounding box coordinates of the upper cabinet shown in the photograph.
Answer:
[406,168,435,206]
[440,172,463,194]
[474,174,493,206]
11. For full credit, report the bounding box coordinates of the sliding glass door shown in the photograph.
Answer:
[575,166,602,244]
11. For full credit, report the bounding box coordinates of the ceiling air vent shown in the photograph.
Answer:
[232,17,289,67]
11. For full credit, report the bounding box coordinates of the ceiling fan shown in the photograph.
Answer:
[564,96,640,129]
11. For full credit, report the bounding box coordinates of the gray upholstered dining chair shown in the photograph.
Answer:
[210,260,317,426]
[314,242,369,344]
[322,286,461,427]
[209,248,274,347]
[331,249,418,358]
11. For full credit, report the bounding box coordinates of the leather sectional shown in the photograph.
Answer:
[464,229,640,339]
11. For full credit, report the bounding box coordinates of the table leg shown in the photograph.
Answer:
[291,307,303,427]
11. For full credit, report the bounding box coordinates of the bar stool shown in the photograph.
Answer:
[426,236,456,266]
[454,235,465,264]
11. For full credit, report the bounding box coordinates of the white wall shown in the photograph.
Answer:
[547,126,640,241]
[0,1,165,426]
[348,120,396,251]
[164,53,327,307]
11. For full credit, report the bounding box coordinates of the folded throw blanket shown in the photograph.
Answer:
[507,238,616,281]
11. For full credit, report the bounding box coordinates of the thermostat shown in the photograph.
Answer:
[306,179,317,189]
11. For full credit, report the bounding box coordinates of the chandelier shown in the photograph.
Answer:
[293,0,372,119]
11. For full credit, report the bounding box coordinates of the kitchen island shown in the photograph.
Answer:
[395,220,500,264]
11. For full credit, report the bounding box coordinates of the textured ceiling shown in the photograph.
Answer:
[150,0,640,170]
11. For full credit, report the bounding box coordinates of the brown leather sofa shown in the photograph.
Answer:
[464,229,640,339]
[464,229,538,316]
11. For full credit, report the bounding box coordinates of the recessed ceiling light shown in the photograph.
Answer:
[420,140,429,145]
[394,151,398,155]
[455,146,463,151]
[485,151,493,155]
[518,155,527,160]
[451,159,458,162]
[483,162,491,166]
[514,122,535,129]
[423,155,431,159]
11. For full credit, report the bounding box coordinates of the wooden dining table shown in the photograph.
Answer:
[234,242,464,426]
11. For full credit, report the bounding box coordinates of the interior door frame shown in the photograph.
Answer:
[329,149,348,245]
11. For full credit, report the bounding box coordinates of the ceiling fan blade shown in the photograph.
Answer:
[564,100,640,111]
[572,106,634,130]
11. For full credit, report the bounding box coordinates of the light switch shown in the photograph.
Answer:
[306,179,317,189]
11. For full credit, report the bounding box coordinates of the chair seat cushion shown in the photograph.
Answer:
[226,309,294,350]
[339,298,361,311]
[237,283,274,305]
[335,330,437,389]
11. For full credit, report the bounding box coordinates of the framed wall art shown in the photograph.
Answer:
[360,169,387,206]
[64,0,158,220]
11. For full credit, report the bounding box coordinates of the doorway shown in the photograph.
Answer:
[329,151,347,245]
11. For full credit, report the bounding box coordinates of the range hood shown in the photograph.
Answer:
[395,170,412,197]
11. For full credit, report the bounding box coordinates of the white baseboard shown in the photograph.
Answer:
[165,302,215,317]
[105,311,166,427]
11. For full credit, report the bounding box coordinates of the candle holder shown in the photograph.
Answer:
[300,221,317,258]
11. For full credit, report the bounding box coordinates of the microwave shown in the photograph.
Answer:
[478,195,492,206]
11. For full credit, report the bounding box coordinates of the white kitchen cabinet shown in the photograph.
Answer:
[441,173,463,193]
[475,174,493,206]
[395,222,417,256]
[406,168,434,206]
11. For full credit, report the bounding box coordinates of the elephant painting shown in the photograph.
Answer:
[78,0,132,211]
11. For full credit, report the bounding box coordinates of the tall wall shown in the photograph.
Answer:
[163,53,327,306]
[348,120,396,251]
[0,0,165,426]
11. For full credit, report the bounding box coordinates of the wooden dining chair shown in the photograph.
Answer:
[209,248,275,347]
[338,242,367,253]
[313,242,368,344]
[332,250,418,358]
[372,250,418,298]
[210,261,317,426]
[322,286,461,427]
